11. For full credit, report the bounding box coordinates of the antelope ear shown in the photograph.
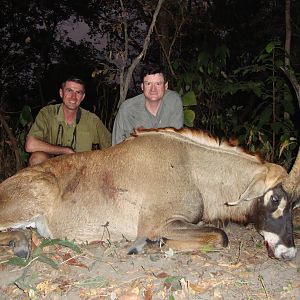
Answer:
[293,197,300,209]
[291,182,300,209]
[226,173,266,206]
[239,173,266,201]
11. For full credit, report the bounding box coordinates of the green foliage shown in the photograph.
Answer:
[17,105,33,164]
[174,45,237,132]
[184,109,196,127]
[182,91,197,127]
[231,42,298,165]
[19,105,33,127]
[36,238,81,254]
[174,44,298,166]
[164,276,183,291]
[199,244,214,253]
[74,276,108,287]
[6,256,30,267]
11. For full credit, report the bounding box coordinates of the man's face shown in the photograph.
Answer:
[141,73,168,103]
[59,81,85,111]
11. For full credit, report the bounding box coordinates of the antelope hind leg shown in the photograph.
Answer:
[0,231,30,259]
[161,220,229,251]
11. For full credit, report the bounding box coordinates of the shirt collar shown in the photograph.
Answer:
[56,104,76,126]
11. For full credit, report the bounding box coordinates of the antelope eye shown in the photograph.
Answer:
[270,195,279,203]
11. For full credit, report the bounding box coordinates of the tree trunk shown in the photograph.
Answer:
[285,0,291,66]
[118,0,165,106]
[0,112,23,171]
[157,7,170,66]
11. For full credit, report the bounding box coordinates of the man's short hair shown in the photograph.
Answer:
[62,77,86,91]
[140,64,168,83]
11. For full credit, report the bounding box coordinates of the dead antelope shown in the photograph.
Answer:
[0,126,299,260]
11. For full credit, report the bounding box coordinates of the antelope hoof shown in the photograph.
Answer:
[128,237,156,254]
[4,231,30,259]
[12,240,30,259]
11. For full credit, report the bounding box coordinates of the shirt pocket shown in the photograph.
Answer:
[75,130,93,152]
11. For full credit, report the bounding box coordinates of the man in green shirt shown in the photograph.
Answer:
[112,64,184,145]
[25,77,111,166]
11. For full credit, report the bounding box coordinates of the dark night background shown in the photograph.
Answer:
[1,0,300,177]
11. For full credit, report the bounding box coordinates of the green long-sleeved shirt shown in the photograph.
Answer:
[28,104,111,151]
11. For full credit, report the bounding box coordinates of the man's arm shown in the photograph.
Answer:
[25,136,75,155]
[26,106,75,155]
[95,118,112,149]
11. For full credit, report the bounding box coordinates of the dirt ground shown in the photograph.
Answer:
[0,211,300,300]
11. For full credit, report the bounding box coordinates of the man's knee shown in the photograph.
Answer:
[28,152,51,166]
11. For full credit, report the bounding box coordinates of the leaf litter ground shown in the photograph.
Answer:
[0,210,299,300]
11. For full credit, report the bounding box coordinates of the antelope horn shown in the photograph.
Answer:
[280,66,300,106]
[282,148,300,194]
[281,67,300,194]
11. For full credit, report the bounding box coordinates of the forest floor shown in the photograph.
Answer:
[0,210,299,300]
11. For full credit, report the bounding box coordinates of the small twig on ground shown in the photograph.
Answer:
[103,261,120,273]
[140,265,156,277]
[258,274,270,299]
[101,222,111,241]
[60,253,82,265]
[231,241,243,265]
[122,234,130,242]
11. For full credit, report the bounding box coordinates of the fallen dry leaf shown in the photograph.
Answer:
[57,279,72,293]
[62,253,88,269]
[144,281,153,300]
[79,287,107,298]
[31,230,42,250]
[155,272,169,278]
[189,282,206,293]
[36,280,56,295]
[292,281,300,289]
[118,293,141,300]
[213,287,224,299]
[88,240,106,246]
[228,262,242,269]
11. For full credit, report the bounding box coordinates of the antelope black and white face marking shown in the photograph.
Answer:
[263,189,288,219]
[256,185,297,260]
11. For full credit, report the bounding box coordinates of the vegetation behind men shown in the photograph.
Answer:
[112,64,183,145]
[25,77,111,166]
